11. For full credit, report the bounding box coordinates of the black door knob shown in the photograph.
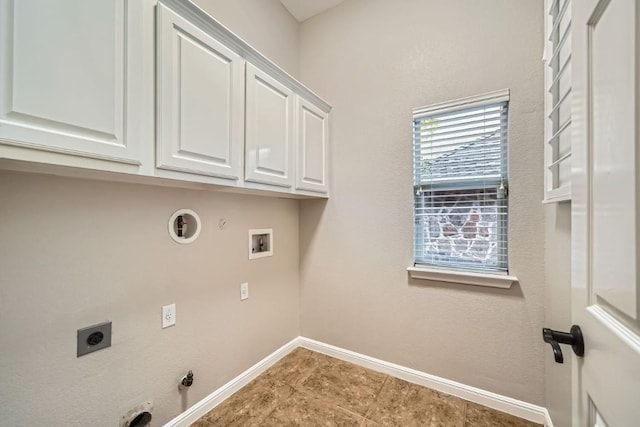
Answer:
[542,325,584,364]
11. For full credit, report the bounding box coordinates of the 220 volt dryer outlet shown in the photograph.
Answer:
[77,321,112,357]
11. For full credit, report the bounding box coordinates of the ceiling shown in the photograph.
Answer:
[279,0,346,22]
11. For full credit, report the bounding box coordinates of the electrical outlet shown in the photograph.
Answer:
[77,321,112,357]
[162,304,176,328]
[240,282,249,300]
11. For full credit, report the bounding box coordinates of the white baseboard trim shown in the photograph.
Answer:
[545,409,554,427]
[298,337,550,426]
[163,337,299,427]
[165,336,552,426]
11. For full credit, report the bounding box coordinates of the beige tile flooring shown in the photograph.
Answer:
[192,348,542,427]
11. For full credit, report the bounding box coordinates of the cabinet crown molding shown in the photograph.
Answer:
[160,0,332,113]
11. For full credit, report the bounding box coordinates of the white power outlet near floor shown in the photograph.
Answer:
[162,304,176,328]
[240,282,249,300]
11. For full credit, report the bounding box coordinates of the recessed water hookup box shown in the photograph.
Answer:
[248,228,273,259]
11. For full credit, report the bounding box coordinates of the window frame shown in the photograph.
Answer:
[409,89,517,287]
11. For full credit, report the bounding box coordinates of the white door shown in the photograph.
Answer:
[572,0,640,425]
[296,96,329,193]
[156,3,244,179]
[0,0,142,164]
[245,63,294,188]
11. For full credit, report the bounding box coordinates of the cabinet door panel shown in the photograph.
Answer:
[296,97,328,193]
[245,63,294,187]
[0,0,138,163]
[157,3,244,179]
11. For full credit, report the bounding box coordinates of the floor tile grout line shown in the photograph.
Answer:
[362,374,390,422]
[463,398,468,427]
[281,350,368,425]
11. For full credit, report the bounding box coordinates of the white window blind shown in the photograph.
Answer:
[413,90,509,273]
[544,0,572,201]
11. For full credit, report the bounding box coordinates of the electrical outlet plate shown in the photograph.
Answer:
[162,304,176,328]
[240,282,249,300]
[77,321,112,357]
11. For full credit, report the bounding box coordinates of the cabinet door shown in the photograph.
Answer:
[245,63,294,187]
[157,3,244,179]
[296,96,329,193]
[0,0,140,164]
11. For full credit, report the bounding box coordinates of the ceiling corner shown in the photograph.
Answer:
[279,0,346,22]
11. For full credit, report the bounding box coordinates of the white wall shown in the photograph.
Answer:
[298,0,546,404]
[544,203,572,425]
[0,172,300,425]
[193,0,300,78]
[0,1,301,425]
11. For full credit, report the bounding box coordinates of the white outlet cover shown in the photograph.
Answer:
[162,304,176,328]
[240,282,249,300]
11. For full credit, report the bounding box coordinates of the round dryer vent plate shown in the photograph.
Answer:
[168,209,201,244]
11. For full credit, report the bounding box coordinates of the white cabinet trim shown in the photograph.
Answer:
[160,0,331,114]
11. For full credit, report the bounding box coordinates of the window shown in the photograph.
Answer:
[412,90,509,274]
[543,0,572,202]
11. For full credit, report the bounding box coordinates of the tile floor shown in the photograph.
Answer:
[191,348,542,427]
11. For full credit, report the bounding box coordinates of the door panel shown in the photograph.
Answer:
[590,0,637,319]
[572,0,640,425]
[245,63,294,187]
[296,97,328,193]
[178,32,233,163]
[0,0,139,163]
[156,3,244,179]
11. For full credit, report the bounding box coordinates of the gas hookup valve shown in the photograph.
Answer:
[179,370,194,390]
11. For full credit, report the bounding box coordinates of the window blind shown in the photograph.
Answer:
[544,0,572,201]
[413,91,509,273]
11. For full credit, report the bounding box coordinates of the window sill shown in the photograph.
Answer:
[407,267,518,289]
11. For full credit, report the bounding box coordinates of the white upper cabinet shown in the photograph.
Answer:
[156,3,244,180]
[296,96,329,193]
[0,0,142,165]
[0,0,330,198]
[245,63,295,188]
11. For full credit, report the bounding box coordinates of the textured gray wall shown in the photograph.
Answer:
[0,1,301,424]
[0,171,301,425]
[544,203,572,425]
[298,0,546,405]
[194,0,300,78]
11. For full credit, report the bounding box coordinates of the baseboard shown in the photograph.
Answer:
[544,409,554,427]
[165,336,552,426]
[163,337,299,427]
[298,337,550,426]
